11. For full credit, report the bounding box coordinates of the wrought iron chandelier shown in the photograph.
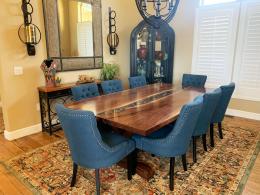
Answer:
[135,0,180,28]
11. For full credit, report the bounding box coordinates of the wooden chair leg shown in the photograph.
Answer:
[193,136,197,163]
[95,169,100,195]
[70,163,78,187]
[132,149,138,175]
[169,157,175,191]
[127,152,133,180]
[218,122,223,139]
[202,134,207,151]
[182,154,187,171]
[210,123,214,147]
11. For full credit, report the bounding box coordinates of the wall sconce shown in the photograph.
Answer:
[107,7,119,55]
[18,0,41,56]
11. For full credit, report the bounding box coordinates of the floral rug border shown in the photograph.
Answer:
[0,160,41,194]
[0,140,66,195]
[235,141,260,194]
[1,139,260,194]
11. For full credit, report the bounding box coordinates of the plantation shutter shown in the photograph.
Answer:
[192,3,240,87]
[77,22,94,57]
[233,0,260,101]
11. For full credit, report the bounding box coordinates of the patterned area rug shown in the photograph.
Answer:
[3,117,260,194]
[0,107,4,133]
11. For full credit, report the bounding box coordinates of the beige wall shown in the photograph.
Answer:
[0,0,45,132]
[58,0,71,56]
[0,0,141,132]
[170,0,198,86]
[69,0,79,56]
[0,0,259,134]
[0,57,2,104]
[229,99,260,114]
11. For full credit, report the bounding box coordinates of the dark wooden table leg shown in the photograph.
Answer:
[118,151,155,180]
[210,123,214,147]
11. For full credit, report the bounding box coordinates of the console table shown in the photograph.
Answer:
[38,81,102,135]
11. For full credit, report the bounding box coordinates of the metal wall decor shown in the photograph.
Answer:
[18,0,42,56]
[135,0,180,28]
[107,7,119,55]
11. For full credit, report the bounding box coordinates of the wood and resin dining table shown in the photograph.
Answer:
[65,83,210,179]
[66,83,209,136]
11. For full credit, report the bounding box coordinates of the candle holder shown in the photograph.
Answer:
[107,7,119,55]
[18,0,41,56]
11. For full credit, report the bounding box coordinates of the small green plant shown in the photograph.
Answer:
[100,63,120,80]
[55,76,62,86]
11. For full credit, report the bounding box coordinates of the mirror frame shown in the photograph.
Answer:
[42,0,103,72]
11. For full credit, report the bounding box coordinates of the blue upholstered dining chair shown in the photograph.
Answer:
[210,83,235,147]
[56,104,135,195]
[101,80,123,95]
[128,76,147,89]
[192,88,222,163]
[133,96,203,191]
[182,74,207,88]
[71,83,100,101]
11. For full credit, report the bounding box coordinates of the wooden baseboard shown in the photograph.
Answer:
[226,109,260,121]
[4,124,42,141]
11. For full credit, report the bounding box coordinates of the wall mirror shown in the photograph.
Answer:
[43,0,103,71]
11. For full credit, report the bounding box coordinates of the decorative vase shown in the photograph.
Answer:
[40,59,57,87]
[138,45,148,60]
[155,51,165,61]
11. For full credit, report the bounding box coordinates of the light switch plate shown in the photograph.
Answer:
[14,66,23,75]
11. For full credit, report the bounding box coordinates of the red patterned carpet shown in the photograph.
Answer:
[3,117,260,194]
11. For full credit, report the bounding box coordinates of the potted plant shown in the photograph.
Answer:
[100,63,120,80]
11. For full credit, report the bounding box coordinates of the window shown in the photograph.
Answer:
[200,0,237,6]
[77,2,93,56]
[78,3,92,22]
[77,22,94,56]
[192,2,240,87]
[192,0,260,100]
[233,0,260,101]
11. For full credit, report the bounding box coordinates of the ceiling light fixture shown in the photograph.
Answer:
[135,0,180,28]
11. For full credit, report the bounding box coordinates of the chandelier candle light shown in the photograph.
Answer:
[136,0,180,28]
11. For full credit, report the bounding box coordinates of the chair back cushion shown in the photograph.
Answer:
[56,104,115,168]
[211,83,235,123]
[182,74,207,88]
[193,88,222,136]
[71,83,100,101]
[101,80,123,94]
[164,96,203,156]
[129,76,147,89]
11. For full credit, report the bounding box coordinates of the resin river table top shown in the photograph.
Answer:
[66,83,209,136]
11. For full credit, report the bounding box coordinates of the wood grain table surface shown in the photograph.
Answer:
[66,83,210,136]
